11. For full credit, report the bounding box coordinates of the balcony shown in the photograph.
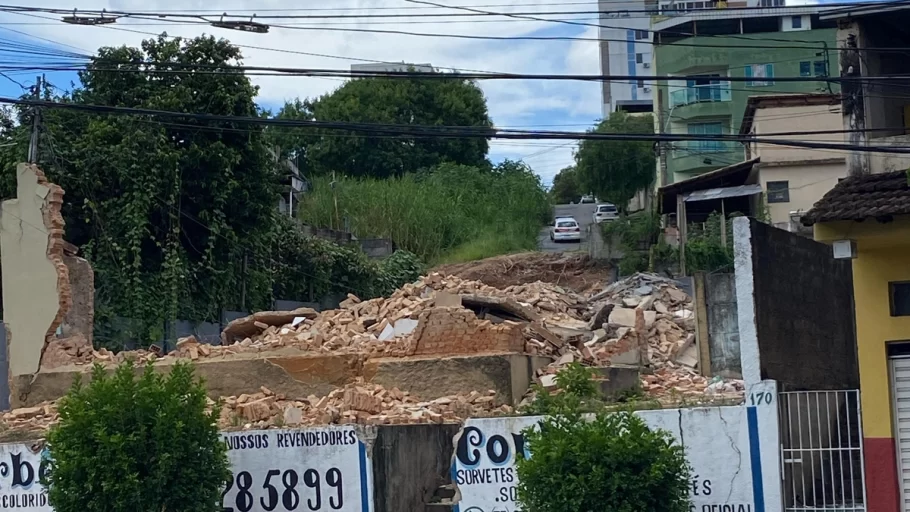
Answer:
[669,82,732,108]
[668,140,745,176]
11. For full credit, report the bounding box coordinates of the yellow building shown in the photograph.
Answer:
[804,170,910,512]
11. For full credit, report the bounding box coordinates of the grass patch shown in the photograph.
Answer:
[298,162,550,262]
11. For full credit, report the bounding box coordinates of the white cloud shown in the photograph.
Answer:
[5,0,603,181]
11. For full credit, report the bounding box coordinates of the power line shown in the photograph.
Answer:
[10,96,910,155]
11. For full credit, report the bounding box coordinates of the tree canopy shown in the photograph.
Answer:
[549,166,581,204]
[575,112,656,212]
[0,35,422,347]
[274,73,492,178]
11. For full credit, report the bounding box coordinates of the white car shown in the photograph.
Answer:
[549,217,581,243]
[580,194,595,204]
[593,203,619,223]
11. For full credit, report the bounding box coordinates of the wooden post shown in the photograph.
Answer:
[694,272,712,378]
[677,194,687,276]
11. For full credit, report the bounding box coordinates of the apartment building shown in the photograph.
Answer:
[652,7,838,186]
[598,0,655,117]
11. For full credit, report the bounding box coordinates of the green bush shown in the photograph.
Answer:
[44,361,231,512]
[297,161,550,263]
[517,363,690,512]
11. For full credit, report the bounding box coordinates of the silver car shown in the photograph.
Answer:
[593,203,618,223]
[550,217,581,242]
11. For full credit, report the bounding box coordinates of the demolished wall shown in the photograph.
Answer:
[0,163,71,405]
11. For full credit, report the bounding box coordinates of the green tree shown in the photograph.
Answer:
[44,361,231,512]
[575,112,656,212]
[1,36,282,342]
[549,165,580,204]
[301,73,492,178]
[517,364,691,512]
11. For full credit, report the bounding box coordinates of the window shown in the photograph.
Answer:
[687,122,724,152]
[891,282,910,317]
[636,53,644,64]
[799,61,811,77]
[635,29,648,40]
[813,60,828,76]
[746,64,774,86]
[766,181,790,203]
[791,16,802,29]
[760,0,784,6]
[637,79,645,88]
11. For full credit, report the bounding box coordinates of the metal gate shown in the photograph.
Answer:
[778,390,866,512]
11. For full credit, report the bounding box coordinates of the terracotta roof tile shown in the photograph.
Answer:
[802,170,910,225]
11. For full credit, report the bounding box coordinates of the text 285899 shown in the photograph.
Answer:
[222,467,345,512]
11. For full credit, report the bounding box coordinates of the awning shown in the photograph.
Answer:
[684,184,763,202]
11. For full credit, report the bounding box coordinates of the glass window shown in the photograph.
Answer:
[687,122,724,152]
[635,29,648,40]
[746,64,774,86]
[799,61,811,77]
[891,282,910,316]
[636,53,644,64]
[813,60,828,76]
[767,181,790,203]
[791,16,802,29]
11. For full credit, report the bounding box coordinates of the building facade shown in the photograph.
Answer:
[806,173,910,512]
[598,0,656,117]
[739,94,846,230]
[652,7,839,185]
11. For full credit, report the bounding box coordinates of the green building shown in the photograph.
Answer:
[653,8,839,184]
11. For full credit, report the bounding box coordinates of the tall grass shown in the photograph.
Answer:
[298,163,550,263]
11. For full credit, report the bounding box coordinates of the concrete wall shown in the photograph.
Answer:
[734,217,858,391]
[1,383,784,512]
[751,103,844,162]
[869,134,910,175]
[0,164,69,390]
[704,272,742,378]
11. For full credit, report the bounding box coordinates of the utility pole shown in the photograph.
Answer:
[27,75,42,163]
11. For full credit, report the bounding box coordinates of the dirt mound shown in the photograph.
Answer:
[434,252,612,293]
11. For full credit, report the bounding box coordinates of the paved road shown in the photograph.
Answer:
[538,203,598,253]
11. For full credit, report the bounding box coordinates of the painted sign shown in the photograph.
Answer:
[0,441,50,510]
[221,427,371,512]
[452,380,781,512]
[0,426,372,512]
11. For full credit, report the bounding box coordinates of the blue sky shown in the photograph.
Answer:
[0,2,605,185]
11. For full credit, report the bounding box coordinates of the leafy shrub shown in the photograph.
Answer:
[44,361,231,512]
[517,363,690,512]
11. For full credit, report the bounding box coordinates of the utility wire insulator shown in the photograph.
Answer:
[210,14,269,34]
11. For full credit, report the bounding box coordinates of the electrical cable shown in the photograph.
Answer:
[10,96,910,155]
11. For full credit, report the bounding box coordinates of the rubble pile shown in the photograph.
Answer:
[0,382,514,437]
[532,273,744,404]
[218,381,511,429]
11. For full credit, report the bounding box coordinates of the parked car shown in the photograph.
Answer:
[593,203,619,223]
[580,194,595,203]
[549,217,581,243]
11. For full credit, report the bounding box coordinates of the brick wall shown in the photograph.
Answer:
[411,308,525,356]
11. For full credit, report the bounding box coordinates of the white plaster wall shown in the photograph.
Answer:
[733,217,761,387]
[759,163,847,226]
[453,389,784,512]
[1,164,60,379]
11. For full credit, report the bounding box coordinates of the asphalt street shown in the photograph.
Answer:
[538,203,598,253]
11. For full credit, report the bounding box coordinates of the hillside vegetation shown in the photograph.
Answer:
[298,161,550,263]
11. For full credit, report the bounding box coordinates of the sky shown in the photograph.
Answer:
[0,1,607,187]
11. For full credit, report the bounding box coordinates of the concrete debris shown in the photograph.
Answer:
[531,273,744,405]
[35,271,742,412]
[1,382,514,436]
